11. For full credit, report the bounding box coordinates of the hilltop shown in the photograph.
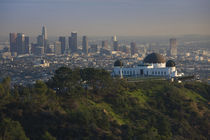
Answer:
[0,67,209,140]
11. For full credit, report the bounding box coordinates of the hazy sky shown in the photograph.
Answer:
[0,0,210,36]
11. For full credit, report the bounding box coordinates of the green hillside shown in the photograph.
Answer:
[0,67,209,140]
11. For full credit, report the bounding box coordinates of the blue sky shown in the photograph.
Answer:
[0,0,210,36]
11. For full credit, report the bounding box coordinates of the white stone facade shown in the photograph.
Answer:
[113,63,177,78]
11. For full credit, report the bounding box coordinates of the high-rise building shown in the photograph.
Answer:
[69,32,77,53]
[35,46,44,55]
[41,26,48,53]
[16,33,25,55]
[59,36,66,54]
[68,37,71,53]
[24,36,30,54]
[112,35,119,51]
[31,43,37,55]
[54,41,61,55]
[102,40,108,49]
[42,26,47,40]
[112,35,117,42]
[9,33,17,56]
[37,35,44,47]
[82,36,88,54]
[113,41,119,51]
[130,42,137,56]
[122,45,130,54]
[100,40,109,55]
[44,40,49,53]
[169,38,177,57]
[47,44,54,53]
[89,44,98,53]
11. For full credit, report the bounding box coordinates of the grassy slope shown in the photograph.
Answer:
[58,80,209,139]
[0,80,209,140]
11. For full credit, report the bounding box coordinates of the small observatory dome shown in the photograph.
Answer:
[114,60,124,67]
[166,60,176,67]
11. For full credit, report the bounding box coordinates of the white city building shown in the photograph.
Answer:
[113,53,182,78]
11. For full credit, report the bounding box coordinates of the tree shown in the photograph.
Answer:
[0,84,5,97]
[42,131,56,140]
[80,68,112,93]
[0,118,29,140]
[0,77,11,97]
[35,80,48,95]
[51,67,81,95]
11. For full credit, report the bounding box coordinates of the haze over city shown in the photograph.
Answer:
[0,0,210,139]
[0,0,210,37]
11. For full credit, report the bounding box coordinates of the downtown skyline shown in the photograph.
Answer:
[0,0,210,37]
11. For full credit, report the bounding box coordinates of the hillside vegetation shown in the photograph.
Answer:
[0,67,209,140]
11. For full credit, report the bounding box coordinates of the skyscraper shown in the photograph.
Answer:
[16,33,25,55]
[130,42,137,56]
[102,40,108,49]
[24,36,30,54]
[113,41,119,51]
[54,41,61,55]
[82,36,88,54]
[37,35,44,47]
[59,36,66,54]
[42,26,47,40]
[69,32,77,53]
[68,37,71,54]
[112,35,119,51]
[169,38,177,57]
[42,26,48,53]
[112,35,117,42]
[9,33,17,56]
[89,44,98,53]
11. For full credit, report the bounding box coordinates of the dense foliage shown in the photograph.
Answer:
[0,67,209,140]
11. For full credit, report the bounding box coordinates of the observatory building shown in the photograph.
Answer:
[113,53,181,78]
